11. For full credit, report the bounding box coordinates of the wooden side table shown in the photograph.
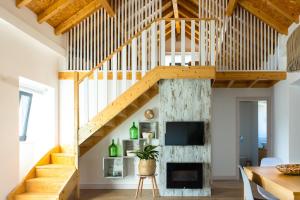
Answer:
[135,174,160,199]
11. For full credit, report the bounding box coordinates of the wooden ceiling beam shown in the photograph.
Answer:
[248,80,259,88]
[162,1,172,12]
[177,1,198,17]
[238,0,288,34]
[55,0,106,35]
[171,0,180,34]
[16,0,32,8]
[38,0,72,23]
[226,0,239,16]
[265,0,298,23]
[101,0,115,17]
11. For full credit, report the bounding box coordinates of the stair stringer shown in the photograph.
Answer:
[78,66,216,156]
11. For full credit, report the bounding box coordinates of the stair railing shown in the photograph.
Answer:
[73,17,219,158]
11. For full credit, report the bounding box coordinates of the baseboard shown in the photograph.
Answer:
[80,184,153,189]
[212,176,238,180]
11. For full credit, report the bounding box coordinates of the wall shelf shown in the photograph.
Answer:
[103,121,158,179]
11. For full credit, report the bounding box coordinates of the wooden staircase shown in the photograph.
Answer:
[78,66,215,156]
[8,146,78,200]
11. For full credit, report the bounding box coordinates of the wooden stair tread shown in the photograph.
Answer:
[15,192,59,200]
[36,164,75,169]
[51,153,75,165]
[26,177,67,183]
[36,164,76,178]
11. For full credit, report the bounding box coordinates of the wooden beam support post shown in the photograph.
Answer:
[238,0,288,34]
[38,0,72,23]
[226,0,239,16]
[171,0,180,34]
[73,72,80,199]
[16,0,32,8]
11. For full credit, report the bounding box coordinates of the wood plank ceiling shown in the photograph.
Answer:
[226,0,300,35]
[16,0,115,35]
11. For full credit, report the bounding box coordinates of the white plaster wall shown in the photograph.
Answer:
[211,88,272,179]
[0,19,62,199]
[272,72,300,163]
[0,0,66,57]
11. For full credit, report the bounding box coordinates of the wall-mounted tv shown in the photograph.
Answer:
[165,121,205,146]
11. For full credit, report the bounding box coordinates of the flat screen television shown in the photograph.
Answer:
[165,121,205,146]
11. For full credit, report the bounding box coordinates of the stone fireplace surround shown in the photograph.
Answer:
[158,79,211,196]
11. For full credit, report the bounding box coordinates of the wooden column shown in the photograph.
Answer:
[73,72,80,199]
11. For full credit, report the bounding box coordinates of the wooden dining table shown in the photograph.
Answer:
[244,166,300,200]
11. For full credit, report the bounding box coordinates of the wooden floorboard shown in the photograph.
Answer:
[80,180,263,200]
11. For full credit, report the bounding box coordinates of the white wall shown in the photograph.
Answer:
[211,88,272,179]
[272,22,300,163]
[0,0,66,56]
[272,72,300,163]
[0,18,63,199]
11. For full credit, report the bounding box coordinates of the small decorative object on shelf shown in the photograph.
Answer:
[130,122,138,139]
[116,138,122,157]
[108,139,118,157]
[144,109,155,120]
[134,145,159,176]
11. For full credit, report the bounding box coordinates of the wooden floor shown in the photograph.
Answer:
[80,181,261,200]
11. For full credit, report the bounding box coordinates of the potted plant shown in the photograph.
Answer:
[134,145,159,176]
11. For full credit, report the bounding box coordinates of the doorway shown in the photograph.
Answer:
[237,98,271,167]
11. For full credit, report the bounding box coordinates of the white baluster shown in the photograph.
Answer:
[171,20,176,66]
[83,77,89,123]
[132,38,137,85]
[210,20,215,66]
[112,54,118,100]
[121,47,127,92]
[103,62,108,107]
[181,20,185,66]
[151,23,157,69]
[200,21,205,66]
[142,30,147,76]
[160,20,165,66]
[191,20,195,66]
[93,69,98,113]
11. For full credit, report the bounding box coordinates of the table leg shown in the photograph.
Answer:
[135,177,142,199]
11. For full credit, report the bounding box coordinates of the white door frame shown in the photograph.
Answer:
[236,97,272,179]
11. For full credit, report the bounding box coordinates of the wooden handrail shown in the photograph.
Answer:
[78,17,218,83]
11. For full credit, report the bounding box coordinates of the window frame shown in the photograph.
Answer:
[19,91,33,141]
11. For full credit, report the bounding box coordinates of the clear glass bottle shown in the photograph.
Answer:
[130,122,138,139]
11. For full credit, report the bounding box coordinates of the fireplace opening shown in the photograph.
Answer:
[167,163,203,189]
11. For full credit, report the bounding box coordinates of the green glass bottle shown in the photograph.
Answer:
[109,139,117,157]
[130,122,138,139]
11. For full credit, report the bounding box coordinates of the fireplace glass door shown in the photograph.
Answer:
[167,163,203,189]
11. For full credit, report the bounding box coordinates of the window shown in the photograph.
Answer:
[19,91,33,141]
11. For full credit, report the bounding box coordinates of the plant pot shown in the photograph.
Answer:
[138,159,156,176]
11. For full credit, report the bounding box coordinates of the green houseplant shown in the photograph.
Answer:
[134,145,159,176]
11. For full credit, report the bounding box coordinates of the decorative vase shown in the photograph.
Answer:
[108,139,117,157]
[130,122,138,139]
[138,159,156,176]
[116,138,122,157]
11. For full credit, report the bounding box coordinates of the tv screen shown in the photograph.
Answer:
[165,122,205,145]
